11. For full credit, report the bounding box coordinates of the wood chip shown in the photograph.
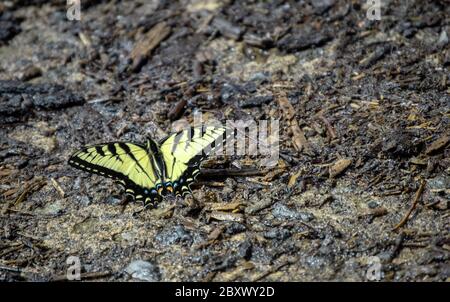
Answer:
[425,135,449,155]
[277,95,295,119]
[329,158,352,178]
[129,22,171,72]
[0,167,14,177]
[277,94,312,153]
[410,157,427,166]
[209,211,244,223]
[288,170,302,188]
[290,119,311,153]
[262,167,286,182]
[193,226,225,250]
[209,201,244,212]
[358,206,388,218]
[2,188,18,198]
[317,114,337,139]
[51,178,65,198]
[211,17,243,40]
[207,226,225,241]
[245,199,274,215]
[167,99,187,121]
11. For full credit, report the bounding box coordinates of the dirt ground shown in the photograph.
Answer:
[0,0,449,281]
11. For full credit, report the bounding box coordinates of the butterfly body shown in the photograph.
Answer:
[69,126,228,207]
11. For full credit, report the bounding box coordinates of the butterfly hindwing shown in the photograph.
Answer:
[68,142,162,205]
[159,125,228,196]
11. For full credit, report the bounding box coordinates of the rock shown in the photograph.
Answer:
[437,30,449,48]
[382,130,424,158]
[220,82,245,103]
[263,228,291,240]
[9,126,57,153]
[224,222,246,235]
[155,225,193,246]
[367,201,379,209]
[272,203,314,221]
[238,240,252,260]
[249,72,271,84]
[125,260,160,282]
[36,199,65,216]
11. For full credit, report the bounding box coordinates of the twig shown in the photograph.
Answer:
[0,244,25,258]
[317,114,337,139]
[2,208,35,216]
[51,178,65,198]
[191,181,225,188]
[17,231,43,241]
[51,271,112,282]
[392,180,426,231]
[12,179,46,207]
[1,178,46,215]
[87,96,122,104]
[0,265,21,273]
[251,257,297,281]
[387,232,406,262]
[402,243,428,248]
[168,99,187,121]
[199,168,266,177]
[380,190,403,197]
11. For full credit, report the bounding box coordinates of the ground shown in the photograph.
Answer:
[0,0,449,281]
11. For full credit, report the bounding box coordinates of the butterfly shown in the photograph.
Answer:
[68,125,229,207]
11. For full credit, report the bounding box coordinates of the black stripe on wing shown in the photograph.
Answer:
[170,128,232,197]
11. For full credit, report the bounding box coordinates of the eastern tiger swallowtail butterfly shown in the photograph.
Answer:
[68,126,229,207]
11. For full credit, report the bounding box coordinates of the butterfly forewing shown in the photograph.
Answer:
[68,142,161,204]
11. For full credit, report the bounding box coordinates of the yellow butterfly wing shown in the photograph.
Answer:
[159,126,228,196]
[68,142,162,204]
